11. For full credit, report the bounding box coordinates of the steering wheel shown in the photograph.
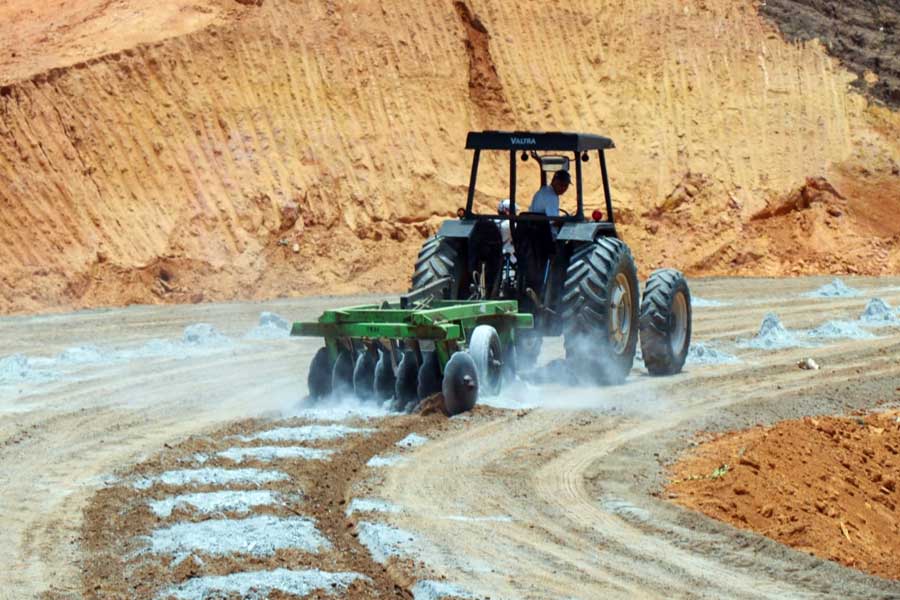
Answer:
[558,208,571,217]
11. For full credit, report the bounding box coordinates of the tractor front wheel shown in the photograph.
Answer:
[640,269,692,375]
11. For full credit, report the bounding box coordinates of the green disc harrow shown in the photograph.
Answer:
[291,296,533,415]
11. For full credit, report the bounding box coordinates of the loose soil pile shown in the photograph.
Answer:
[667,411,900,580]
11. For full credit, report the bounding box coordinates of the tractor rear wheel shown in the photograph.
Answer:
[411,236,463,298]
[640,269,692,375]
[562,239,639,385]
[307,347,332,400]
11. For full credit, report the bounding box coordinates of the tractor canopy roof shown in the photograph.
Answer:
[465,130,615,152]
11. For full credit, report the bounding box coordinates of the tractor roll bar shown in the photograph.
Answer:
[463,146,615,226]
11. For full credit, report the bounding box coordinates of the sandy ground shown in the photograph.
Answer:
[3,276,900,598]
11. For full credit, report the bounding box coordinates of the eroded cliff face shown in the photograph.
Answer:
[0,0,898,313]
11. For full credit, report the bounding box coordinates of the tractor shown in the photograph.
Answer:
[410,130,692,384]
[293,130,691,415]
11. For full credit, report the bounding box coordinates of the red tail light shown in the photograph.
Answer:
[591,209,603,222]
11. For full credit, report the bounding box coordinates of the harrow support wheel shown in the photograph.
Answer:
[307,347,332,400]
[443,351,479,416]
[468,325,502,396]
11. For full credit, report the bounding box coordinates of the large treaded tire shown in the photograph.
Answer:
[640,269,692,376]
[562,239,639,385]
[411,236,463,298]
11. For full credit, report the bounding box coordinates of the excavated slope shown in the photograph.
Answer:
[0,0,898,313]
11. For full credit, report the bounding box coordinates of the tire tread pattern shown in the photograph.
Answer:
[639,268,691,375]
[561,238,638,384]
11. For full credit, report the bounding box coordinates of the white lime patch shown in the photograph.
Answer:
[738,313,809,349]
[181,323,230,346]
[396,433,429,449]
[346,498,401,516]
[245,312,292,340]
[412,580,474,600]
[691,297,727,308]
[861,298,897,324]
[366,454,406,468]
[157,568,364,600]
[806,320,876,340]
[356,521,417,564]
[686,343,739,365]
[216,446,333,463]
[803,278,860,298]
[236,425,372,443]
[133,468,288,490]
[146,516,329,557]
[148,490,284,518]
[441,515,513,523]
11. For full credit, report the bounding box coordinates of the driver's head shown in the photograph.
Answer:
[551,170,571,195]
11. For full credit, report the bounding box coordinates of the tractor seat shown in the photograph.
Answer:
[513,214,556,297]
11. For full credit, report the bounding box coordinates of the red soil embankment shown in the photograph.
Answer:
[668,412,900,580]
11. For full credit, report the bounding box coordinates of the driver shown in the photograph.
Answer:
[529,169,570,217]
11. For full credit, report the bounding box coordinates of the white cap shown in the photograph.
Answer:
[498,198,511,213]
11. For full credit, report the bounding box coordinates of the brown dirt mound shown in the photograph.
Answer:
[667,411,900,580]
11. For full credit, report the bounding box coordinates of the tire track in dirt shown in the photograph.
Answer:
[377,279,900,599]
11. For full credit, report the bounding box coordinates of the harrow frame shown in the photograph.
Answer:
[292,299,533,374]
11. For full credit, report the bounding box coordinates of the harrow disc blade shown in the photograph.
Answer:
[353,352,376,400]
[394,351,418,412]
[331,350,354,398]
[307,347,332,401]
[374,350,396,401]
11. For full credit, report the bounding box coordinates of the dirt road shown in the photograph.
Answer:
[3,277,900,598]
